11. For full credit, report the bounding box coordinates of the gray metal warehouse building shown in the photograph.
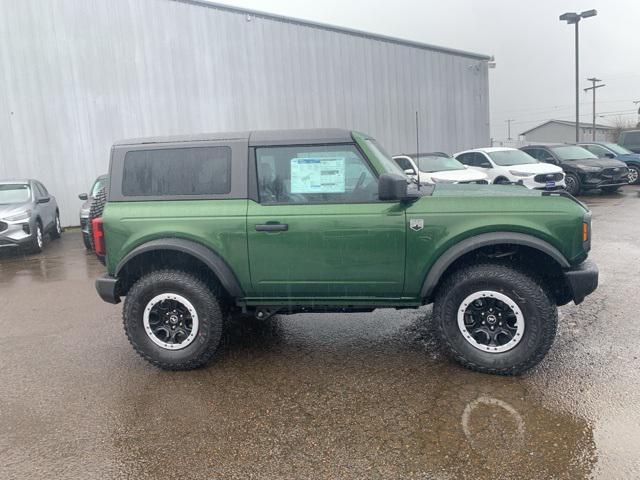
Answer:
[0,0,491,226]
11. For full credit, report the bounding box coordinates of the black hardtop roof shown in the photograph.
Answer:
[113,129,355,147]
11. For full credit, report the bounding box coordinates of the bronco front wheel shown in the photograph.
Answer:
[123,270,223,370]
[434,263,557,375]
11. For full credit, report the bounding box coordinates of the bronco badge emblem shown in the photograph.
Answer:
[409,219,424,231]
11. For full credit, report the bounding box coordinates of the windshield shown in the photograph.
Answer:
[550,145,598,160]
[0,184,31,204]
[602,143,633,155]
[415,155,465,172]
[91,177,108,197]
[364,139,406,176]
[487,150,537,166]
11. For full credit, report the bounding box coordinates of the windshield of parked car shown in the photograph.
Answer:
[603,143,633,155]
[487,150,538,166]
[364,139,406,176]
[550,145,598,160]
[91,177,108,197]
[0,184,31,204]
[414,155,465,172]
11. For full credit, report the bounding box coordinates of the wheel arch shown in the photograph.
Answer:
[115,238,244,300]
[420,232,570,303]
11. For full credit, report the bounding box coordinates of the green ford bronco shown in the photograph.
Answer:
[94,129,598,375]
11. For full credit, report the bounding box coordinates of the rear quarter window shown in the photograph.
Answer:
[122,146,231,196]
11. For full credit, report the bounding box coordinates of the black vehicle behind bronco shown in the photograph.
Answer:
[520,144,628,195]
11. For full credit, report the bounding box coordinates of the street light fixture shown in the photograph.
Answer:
[559,9,598,142]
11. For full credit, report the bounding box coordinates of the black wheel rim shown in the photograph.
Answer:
[457,291,524,353]
[143,294,199,350]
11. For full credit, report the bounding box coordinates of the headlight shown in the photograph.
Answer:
[3,209,32,222]
[432,178,455,184]
[579,165,602,172]
[509,170,534,177]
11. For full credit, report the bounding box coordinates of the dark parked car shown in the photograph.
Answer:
[520,144,628,195]
[0,179,62,253]
[618,130,640,154]
[79,174,108,250]
[579,142,640,185]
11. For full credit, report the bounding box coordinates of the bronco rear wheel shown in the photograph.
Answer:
[123,269,223,370]
[434,263,557,375]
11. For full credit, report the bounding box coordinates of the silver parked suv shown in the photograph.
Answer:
[0,179,62,253]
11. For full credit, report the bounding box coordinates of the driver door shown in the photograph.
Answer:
[247,143,406,298]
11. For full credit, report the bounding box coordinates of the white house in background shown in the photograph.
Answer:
[520,119,614,144]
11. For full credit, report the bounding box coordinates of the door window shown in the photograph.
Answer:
[394,157,415,173]
[256,144,378,204]
[474,153,493,168]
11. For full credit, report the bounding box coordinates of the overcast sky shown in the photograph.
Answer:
[216,0,640,140]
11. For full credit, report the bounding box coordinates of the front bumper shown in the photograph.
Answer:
[582,172,629,189]
[96,274,121,304]
[0,220,34,248]
[80,215,90,235]
[564,260,599,305]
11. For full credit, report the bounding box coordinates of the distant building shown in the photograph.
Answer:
[520,120,614,144]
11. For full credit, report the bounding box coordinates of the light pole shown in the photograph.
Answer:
[506,119,514,140]
[559,9,597,142]
[584,77,605,140]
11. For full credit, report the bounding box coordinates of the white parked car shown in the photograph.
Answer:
[454,147,566,190]
[392,153,489,185]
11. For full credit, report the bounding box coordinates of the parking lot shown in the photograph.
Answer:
[1,186,639,479]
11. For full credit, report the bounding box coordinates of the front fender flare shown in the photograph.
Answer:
[115,238,244,298]
[420,232,570,301]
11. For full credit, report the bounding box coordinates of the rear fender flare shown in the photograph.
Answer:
[115,238,244,298]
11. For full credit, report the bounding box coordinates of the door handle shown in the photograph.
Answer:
[255,223,288,232]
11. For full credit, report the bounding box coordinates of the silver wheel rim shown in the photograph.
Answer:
[457,290,525,353]
[143,293,199,350]
[566,176,577,194]
[56,216,61,234]
[36,226,43,248]
[629,167,639,184]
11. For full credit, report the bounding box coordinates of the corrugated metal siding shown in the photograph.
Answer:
[0,0,489,226]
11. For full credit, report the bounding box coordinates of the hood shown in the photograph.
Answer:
[616,153,640,163]
[0,201,33,219]
[431,183,543,198]
[564,157,627,169]
[502,162,563,175]
[421,168,487,183]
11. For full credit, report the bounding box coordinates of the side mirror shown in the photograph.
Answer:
[78,193,88,200]
[379,173,416,201]
[37,196,50,204]
[479,162,492,168]
[604,153,615,159]
[403,168,416,176]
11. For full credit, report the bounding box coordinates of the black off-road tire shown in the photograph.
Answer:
[564,173,581,196]
[123,270,224,370]
[433,262,557,375]
[601,186,620,194]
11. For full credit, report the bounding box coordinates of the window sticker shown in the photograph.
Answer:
[290,157,345,193]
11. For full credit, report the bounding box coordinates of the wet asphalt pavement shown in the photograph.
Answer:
[1,186,640,479]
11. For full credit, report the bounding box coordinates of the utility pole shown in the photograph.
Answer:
[584,78,605,140]
[635,100,640,127]
[506,119,514,140]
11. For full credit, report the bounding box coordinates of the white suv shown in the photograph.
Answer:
[454,147,566,190]
[393,153,488,185]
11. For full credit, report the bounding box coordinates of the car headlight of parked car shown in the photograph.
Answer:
[3,209,32,222]
[578,165,602,173]
[431,178,456,184]
[509,170,534,177]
